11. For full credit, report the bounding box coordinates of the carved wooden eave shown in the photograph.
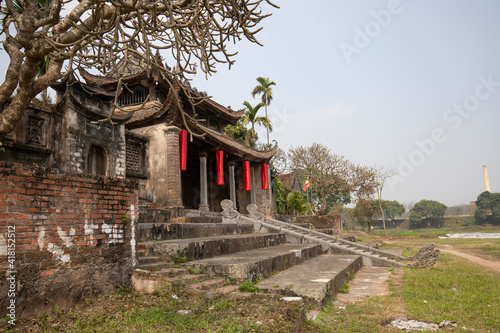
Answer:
[178,89,245,125]
[123,87,180,129]
[185,116,277,163]
[79,68,149,92]
[54,85,132,124]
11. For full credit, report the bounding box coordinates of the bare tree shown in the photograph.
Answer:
[0,0,279,138]
[374,167,397,235]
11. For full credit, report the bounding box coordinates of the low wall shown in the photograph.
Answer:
[296,215,342,234]
[0,162,138,320]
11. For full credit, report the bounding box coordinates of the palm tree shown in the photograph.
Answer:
[251,77,276,145]
[240,101,273,147]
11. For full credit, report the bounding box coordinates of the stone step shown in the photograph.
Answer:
[138,262,173,271]
[137,256,161,265]
[185,216,223,224]
[138,233,287,259]
[257,254,363,307]
[190,277,226,291]
[132,269,213,294]
[185,243,324,282]
[137,222,254,241]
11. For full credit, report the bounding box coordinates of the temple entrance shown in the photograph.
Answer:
[180,142,231,212]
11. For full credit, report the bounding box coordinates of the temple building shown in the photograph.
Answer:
[0,55,277,220]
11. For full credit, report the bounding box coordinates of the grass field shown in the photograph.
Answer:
[3,224,500,332]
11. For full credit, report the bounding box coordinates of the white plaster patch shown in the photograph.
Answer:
[130,204,136,267]
[37,226,71,264]
[0,234,7,256]
[311,279,330,283]
[84,219,98,245]
[38,227,46,250]
[47,243,71,264]
[101,223,124,244]
[57,226,76,248]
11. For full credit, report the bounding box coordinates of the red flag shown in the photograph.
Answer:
[261,163,268,190]
[216,151,224,185]
[243,161,251,191]
[179,129,187,171]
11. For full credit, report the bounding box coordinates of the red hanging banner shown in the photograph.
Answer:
[261,163,269,190]
[216,151,224,185]
[179,129,187,171]
[243,161,251,191]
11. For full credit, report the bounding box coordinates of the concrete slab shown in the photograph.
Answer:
[333,266,397,308]
[186,243,324,282]
[257,254,362,306]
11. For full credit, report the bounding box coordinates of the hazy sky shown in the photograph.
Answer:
[1,0,499,207]
[189,0,500,207]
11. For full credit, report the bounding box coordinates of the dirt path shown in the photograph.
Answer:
[437,246,500,274]
[385,240,500,274]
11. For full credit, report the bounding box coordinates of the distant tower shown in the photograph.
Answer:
[483,165,491,192]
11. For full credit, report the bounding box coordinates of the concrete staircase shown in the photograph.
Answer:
[132,221,365,305]
[242,216,407,267]
[132,205,409,306]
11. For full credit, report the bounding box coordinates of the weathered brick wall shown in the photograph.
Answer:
[0,161,138,319]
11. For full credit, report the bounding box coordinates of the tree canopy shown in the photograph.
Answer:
[409,199,447,228]
[288,143,378,215]
[240,101,272,147]
[0,0,278,138]
[251,76,275,145]
[379,200,405,221]
[475,191,500,224]
[353,198,379,232]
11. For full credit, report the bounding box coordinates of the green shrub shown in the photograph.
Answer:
[240,279,259,293]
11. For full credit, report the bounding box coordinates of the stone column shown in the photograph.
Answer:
[164,126,183,207]
[199,152,209,212]
[228,161,237,209]
[250,165,256,204]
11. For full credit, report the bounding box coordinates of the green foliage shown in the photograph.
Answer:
[223,120,249,145]
[0,141,4,152]
[379,200,405,220]
[286,191,311,216]
[240,101,272,147]
[240,279,259,292]
[409,199,447,228]
[274,177,287,215]
[338,281,350,293]
[172,255,187,264]
[475,191,500,224]
[251,77,276,106]
[353,198,379,232]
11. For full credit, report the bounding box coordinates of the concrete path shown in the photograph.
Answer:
[333,266,395,308]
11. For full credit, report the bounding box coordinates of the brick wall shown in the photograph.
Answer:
[0,161,139,319]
